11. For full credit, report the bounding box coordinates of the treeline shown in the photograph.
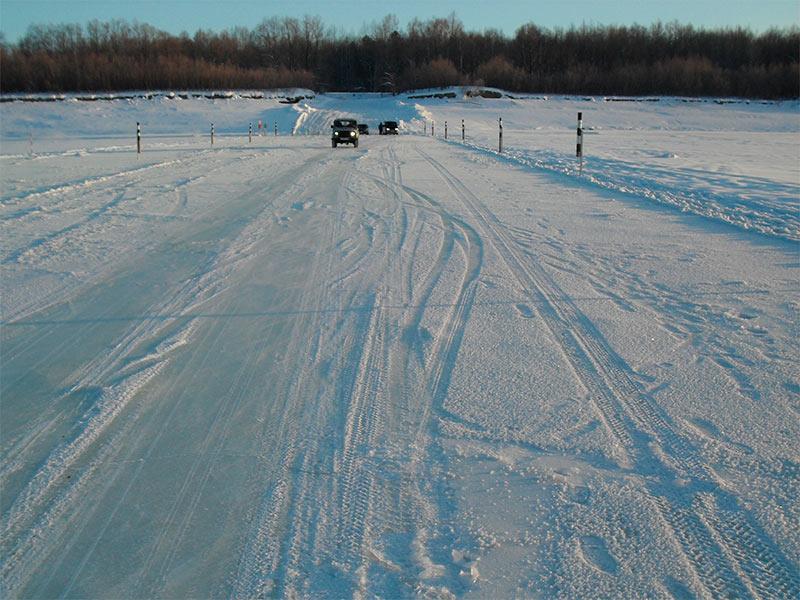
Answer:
[1,15,798,97]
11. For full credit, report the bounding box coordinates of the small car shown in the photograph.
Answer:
[379,121,399,135]
[331,118,359,147]
[357,123,369,135]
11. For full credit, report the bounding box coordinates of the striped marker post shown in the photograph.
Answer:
[461,119,465,142]
[498,117,503,153]
[424,121,427,135]
[211,123,215,146]
[576,112,583,175]
[274,122,277,136]
[136,122,141,154]
[249,123,252,143]
[432,121,435,137]
[445,121,448,140]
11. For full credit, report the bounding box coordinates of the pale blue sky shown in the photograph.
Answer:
[1,0,798,42]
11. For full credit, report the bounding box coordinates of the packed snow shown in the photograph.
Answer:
[1,89,798,598]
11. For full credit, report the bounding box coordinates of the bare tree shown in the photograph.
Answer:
[2,16,798,97]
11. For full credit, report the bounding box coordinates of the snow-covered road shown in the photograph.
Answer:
[2,121,799,597]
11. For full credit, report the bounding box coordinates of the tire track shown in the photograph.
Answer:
[1,150,218,209]
[1,149,335,597]
[272,165,399,597]
[417,145,799,599]
[137,153,341,599]
[2,252,242,595]
[51,312,226,599]
[258,143,483,597]
[3,189,132,264]
[228,162,352,599]
[1,347,184,596]
[247,152,406,597]
[333,293,385,591]
[0,157,290,491]
[1,147,291,325]
[140,316,282,598]
[59,151,336,598]
[0,293,136,483]
[349,144,483,594]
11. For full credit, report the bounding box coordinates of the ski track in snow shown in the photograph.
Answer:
[1,94,798,598]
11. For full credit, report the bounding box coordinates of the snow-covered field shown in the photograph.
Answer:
[1,91,799,598]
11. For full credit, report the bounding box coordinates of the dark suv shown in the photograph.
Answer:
[357,123,369,135]
[379,121,398,135]
[331,118,359,147]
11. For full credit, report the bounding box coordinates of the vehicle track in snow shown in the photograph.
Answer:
[3,131,795,598]
[247,163,424,597]
[1,148,336,597]
[228,142,485,598]
[0,155,194,208]
[417,144,799,600]
[0,147,296,326]
[126,153,340,599]
[228,164,362,599]
[1,148,259,261]
[349,144,483,594]
[0,149,317,476]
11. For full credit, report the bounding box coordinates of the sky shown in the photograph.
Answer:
[1,0,798,42]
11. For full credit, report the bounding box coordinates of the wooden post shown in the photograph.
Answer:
[498,117,503,153]
[136,122,141,154]
[576,112,583,175]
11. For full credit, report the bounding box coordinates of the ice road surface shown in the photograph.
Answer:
[1,92,799,598]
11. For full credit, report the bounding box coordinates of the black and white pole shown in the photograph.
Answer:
[576,112,583,175]
[498,117,503,153]
[249,123,252,143]
[461,119,465,142]
[274,122,278,136]
[424,121,427,135]
[432,121,435,137]
[444,121,448,140]
[211,123,215,146]
[136,122,141,154]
